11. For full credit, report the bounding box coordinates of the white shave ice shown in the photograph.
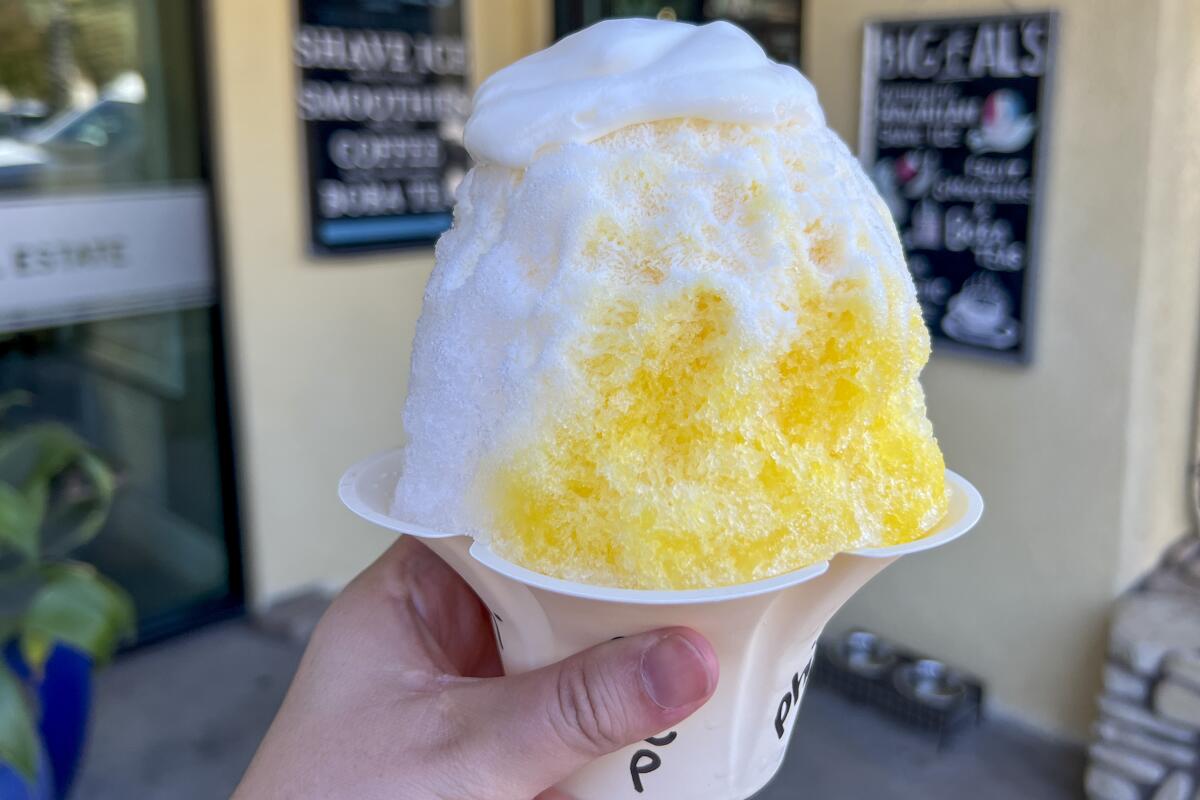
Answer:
[396,18,947,590]
[464,19,822,168]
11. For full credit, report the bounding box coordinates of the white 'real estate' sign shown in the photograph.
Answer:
[0,185,215,334]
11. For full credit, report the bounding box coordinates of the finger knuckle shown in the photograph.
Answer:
[552,659,628,754]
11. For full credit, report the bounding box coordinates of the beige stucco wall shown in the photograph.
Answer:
[808,0,1200,737]
[1116,0,1200,588]
[207,0,551,599]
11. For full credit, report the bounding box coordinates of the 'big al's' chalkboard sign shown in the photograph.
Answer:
[860,13,1057,362]
[295,0,469,254]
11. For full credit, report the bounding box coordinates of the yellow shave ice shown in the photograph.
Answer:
[395,19,947,589]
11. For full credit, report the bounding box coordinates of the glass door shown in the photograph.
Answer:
[0,1,242,641]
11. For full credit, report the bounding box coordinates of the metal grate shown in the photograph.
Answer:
[812,629,985,749]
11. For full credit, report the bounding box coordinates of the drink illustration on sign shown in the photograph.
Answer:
[967,90,1037,154]
[941,270,1020,349]
[897,149,940,198]
[870,149,940,225]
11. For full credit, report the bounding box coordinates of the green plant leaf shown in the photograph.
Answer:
[0,482,43,560]
[78,451,115,501]
[20,562,135,672]
[0,564,43,620]
[38,451,115,557]
[0,423,84,489]
[0,662,38,783]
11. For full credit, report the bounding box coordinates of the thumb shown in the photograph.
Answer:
[456,628,718,799]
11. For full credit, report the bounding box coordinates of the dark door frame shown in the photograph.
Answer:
[133,0,248,645]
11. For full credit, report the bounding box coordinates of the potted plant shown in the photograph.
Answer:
[0,391,134,799]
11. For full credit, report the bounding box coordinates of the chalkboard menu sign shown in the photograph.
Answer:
[294,0,469,254]
[860,13,1057,361]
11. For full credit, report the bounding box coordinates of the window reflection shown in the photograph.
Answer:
[0,1,240,640]
[0,1,200,194]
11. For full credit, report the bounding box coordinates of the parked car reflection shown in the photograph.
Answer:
[0,75,145,192]
[0,100,49,139]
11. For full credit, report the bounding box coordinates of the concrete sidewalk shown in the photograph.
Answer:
[74,601,1083,799]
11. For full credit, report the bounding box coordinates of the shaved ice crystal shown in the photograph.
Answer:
[394,18,947,590]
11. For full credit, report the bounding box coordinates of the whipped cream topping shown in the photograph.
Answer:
[463,18,824,167]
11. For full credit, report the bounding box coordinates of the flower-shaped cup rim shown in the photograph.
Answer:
[339,448,983,606]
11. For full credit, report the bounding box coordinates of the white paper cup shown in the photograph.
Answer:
[340,450,983,800]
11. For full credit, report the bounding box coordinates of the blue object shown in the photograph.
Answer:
[318,212,452,246]
[0,748,54,800]
[1,642,94,800]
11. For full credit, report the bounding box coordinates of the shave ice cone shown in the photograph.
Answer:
[343,16,985,800]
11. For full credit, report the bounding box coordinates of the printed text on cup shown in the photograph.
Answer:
[775,643,818,739]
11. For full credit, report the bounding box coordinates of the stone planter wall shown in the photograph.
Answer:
[1087,536,1200,800]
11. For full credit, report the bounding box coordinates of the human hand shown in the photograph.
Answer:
[233,537,719,800]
